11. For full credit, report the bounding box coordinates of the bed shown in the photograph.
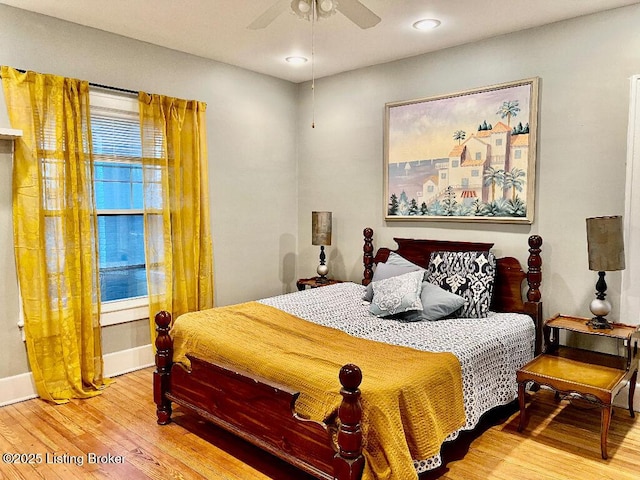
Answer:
[153,228,543,480]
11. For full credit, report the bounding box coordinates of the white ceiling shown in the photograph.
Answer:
[1,0,638,83]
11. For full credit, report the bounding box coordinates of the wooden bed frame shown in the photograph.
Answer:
[154,228,543,480]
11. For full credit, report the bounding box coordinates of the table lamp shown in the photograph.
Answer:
[586,215,626,329]
[312,211,332,283]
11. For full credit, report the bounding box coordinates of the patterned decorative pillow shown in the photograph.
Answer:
[362,261,424,302]
[425,251,497,318]
[369,270,424,317]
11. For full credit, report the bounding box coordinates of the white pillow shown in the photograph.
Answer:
[369,270,424,317]
[362,262,423,302]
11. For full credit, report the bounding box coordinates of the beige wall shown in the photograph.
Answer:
[296,5,640,333]
[2,4,640,382]
[0,5,299,379]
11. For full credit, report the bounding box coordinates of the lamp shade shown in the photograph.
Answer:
[586,215,625,271]
[312,211,332,246]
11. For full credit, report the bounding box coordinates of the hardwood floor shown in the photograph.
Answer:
[0,367,638,479]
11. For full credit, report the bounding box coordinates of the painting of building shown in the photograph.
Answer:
[385,78,538,223]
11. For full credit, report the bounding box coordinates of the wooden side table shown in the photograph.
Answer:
[516,314,639,459]
[296,277,343,291]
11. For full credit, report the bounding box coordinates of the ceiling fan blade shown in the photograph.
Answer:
[247,0,291,30]
[336,0,381,29]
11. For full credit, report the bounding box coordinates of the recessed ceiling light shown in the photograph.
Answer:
[413,19,441,31]
[285,56,308,65]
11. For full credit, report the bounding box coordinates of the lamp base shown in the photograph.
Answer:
[316,245,329,282]
[587,271,613,330]
[586,315,613,330]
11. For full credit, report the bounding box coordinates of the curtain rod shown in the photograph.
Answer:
[2,67,138,96]
[90,82,137,96]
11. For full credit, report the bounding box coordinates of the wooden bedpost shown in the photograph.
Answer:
[525,235,544,355]
[362,228,374,286]
[334,364,365,480]
[154,310,174,425]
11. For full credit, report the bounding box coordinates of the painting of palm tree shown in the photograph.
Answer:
[504,167,526,200]
[483,167,505,202]
[384,77,539,223]
[453,130,466,145]
[497,100,521,126]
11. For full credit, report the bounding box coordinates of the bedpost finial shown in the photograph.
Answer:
[155,310,172,328]
[339,364,363,390]
[363,227,373,239]
[528,235,542,249]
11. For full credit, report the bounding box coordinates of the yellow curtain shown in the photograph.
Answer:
[138,92,214,341]
[2,66,109,403]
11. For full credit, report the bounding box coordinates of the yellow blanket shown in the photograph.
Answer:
[171,302,465,480]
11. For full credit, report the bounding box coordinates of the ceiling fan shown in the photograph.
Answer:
[248,0,381,30]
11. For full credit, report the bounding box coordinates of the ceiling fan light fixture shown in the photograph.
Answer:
[413,18,441,31]
[298,0,311,13]
[291,0,312,19]
[250,0,379,30]
[318,0,336,14]
[291,0,337,21]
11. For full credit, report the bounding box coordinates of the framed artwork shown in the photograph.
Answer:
[384,77,539,224]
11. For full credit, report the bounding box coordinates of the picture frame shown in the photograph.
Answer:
[384,77,539,224]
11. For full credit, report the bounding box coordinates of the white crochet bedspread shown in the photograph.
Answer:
[259,282,535,472]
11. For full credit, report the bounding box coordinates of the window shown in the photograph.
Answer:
[94,163,146,302]
[496,138,503,146]
[515,149,522,159]
[452,160,459,168]
[90,91,148,325]
[475,152,482,160]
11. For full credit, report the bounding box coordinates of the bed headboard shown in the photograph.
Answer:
[361,227,544,354]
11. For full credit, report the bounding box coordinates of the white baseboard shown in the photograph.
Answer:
[0,344,154,407]
[0,372,38,407]
[103,344,154,377]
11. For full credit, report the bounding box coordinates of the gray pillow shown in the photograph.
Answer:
[369,270,424,317]
[362,262,424,301]
[385,251,423,269]
[399,281,466,322]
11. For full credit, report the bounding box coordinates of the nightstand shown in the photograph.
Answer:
[296,277,343,290]
[516,314,639,459]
